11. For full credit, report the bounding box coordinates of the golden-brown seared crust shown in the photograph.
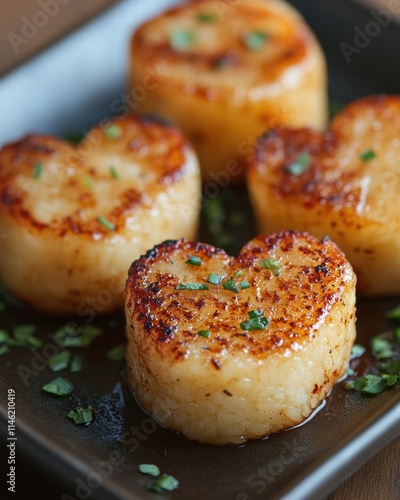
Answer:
[0,116,190,238]
[125,231,355,364]
[247,94,400,295]
[132,0,313,95]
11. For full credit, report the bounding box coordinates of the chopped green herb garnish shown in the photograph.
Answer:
[176,282,209,290]
[260,258,281,277]
[33,162,43,179]
[48,350,71,372]
[386,305,400,320]
[97,216,115,231]
[198,330,210,338]
[287,152,310,176]
[243,31,268,51]
[207,273,222,286]
[346,374,388,394]
[371,337,394,359]
[169,30,194,51]
[204,196,224,235]
[235,270,243,277]
[54,324,103,348]
[350,344,366,359]
[329,101,344,118]
[197,12,218,22]
[150,474,179,493]
[70,354,83,373]
[139,464,160,477]
[84,176,93,189]
[394,328,400,343]
[222,279,239,293]
[240,310,269,331]
[14,324,36,339]
[110,166,119,179]
[0,344,9,356]
[42,377,73,396]
[241,280,251,290]
[382,373,398,386]
[0,329,10,343]
[67,406,94,424]
[359,149,376,162]
[107,345,125,361]
[380,360,400,376]
[104,124,121,139]
[185,255,202,266]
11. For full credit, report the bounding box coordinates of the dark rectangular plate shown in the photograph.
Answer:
[1,1,400,499]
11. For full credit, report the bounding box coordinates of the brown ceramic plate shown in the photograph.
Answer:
[1,1,400,499]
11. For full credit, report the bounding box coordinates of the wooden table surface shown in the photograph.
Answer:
[1,435,399,499]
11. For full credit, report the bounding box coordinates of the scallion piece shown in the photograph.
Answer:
[386,305,400,320]
[371,337,394,359]
[0,344,10,356]
[150,474,179,493]
[110,166,119,179]
[198,330,210,338]
[197,12,218,22]
[104,124,121,139]
[287,152,310,176]
[243,31,268,51]
[260,257,281,277]
[235,270,243,277]
[48,350,71,372]
[207,273,222,285]
[185,255,202,266]
[350,344,366,360]
[169,30,194,51]
[33,162,43,179]
[359,149,376,162]
[241,280,251,290]
[346,374,387,394]
[42,377,73,396]
[139,464,160,477]
[175,282,209,290]
[222,279,239,293]
[240,310,269,331]
[98,216,115,232]
[107,345,125,361]
[70,354,83,373]
[67,406,94,424]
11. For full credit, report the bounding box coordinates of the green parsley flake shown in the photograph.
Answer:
[197,12,218,22]
[243,31,268,51]
[48,350,72,372]
[345,374,388,394]
[359,149,376,162]
[176,282,209,290]
[185,255,202,266]
[105,124,121,139]
[350,344,366,360]
[260,258,281,277]
[198,330,210,338]
[98,216,115,232]
[110,166,119,179]
[371,337,394,359]
[0,344,10,356]
[11,325,42,348]
[139,464,160,477]
[169,30,194,51]
[150,474,179,493]
[54,324,103,348]
[287,152,310,176]
[0,329,10,343]
[70,354,83,373]
[240,310,269,331]
[380,360,400,376]
[14,324,36,339]
[107,345,125,361]
[67,406,94,424]
[222,279,239,294]
[42,377,73,396]
[33,162,43,179]
[386,305,400,320]
[241,280,251,290]
[207,273,222,285]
